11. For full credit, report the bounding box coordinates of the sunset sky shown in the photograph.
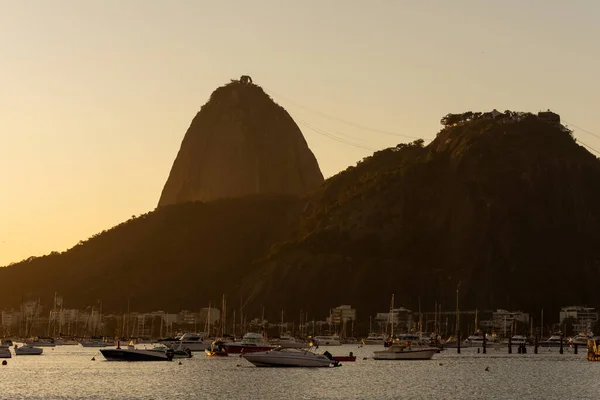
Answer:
[1,0,599,266]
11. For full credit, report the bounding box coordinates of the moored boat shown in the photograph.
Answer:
[243,347,340,367]
[362,334,387,346]
[312,335,341,346]
[160,332,211,352]
[0,347,11,358]
[224,332,274,354]
[14,344,43,355]
[374,338,436,360]
[100,342,174,361]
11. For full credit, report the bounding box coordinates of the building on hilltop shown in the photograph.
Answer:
[538,110,561,124]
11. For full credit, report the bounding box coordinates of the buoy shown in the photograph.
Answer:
[178,362,182,365]
[91,357,95,361]
[485,366,489,371]
[363,357,368,360]
[439,363,443,366]
[236,364,240,367]
[2,360,7,365]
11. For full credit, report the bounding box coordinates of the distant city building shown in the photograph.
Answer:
[560,306,598,333]
[330,305,356,325]
[376,307,413,333]
[492,309,529,335]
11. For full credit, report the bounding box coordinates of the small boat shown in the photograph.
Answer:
[160,333,212,352]
[100,342,174,361]
[269,335,305,349]
[25,337,56,347]
[541,333,566,348]
[311,335,342,346]
[0,339,13,348]
[243,347,340,367]
[80,338,111,348]
[374,338,436,360]
[205,340,229,357]
[148,344,192,359]
[332,352,356,362]
[0,347,11,359]
[224,332,275,354]
[362,334,387,346]
[14,344,43,355]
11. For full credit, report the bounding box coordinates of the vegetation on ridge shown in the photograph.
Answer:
[1,112,599,325]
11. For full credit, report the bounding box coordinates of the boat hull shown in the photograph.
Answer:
[243,351,334,367]
[373,348,436,360]
[100,349,173,361]
[225,344,274,354]
[0,349,11,358]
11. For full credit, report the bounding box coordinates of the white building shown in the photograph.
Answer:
[492,309,529,335]
[560,306,598,333]
[375,307,413,332]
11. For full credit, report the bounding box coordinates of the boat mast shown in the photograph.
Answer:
[280,310,284,337]
[475,309,478,334]
[233,309,236,338]
[390,294,395,338]
[418,296,422,339]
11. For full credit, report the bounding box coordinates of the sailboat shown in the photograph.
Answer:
[373,294,437,360]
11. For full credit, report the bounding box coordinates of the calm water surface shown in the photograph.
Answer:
[1,344,599,399]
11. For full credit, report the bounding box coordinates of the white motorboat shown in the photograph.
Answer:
[510,335,528,346]
[312,335,341,346]
[14,344,43,355]
[362,334,387,345]
[243,347,339,367]
[541,334,565,348]
[0,347,11,358]
[373,338,436,360]
[161,333,212,352]
[570,332,594,347]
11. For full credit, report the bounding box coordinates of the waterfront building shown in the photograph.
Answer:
[560,306,598,333]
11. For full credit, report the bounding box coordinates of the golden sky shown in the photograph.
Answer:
[1,0,599,265]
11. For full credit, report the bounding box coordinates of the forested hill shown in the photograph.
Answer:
[243,112,600,319]
[2,111,599,322]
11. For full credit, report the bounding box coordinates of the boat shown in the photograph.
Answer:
[14,344,43,355]
[100,342,174,361]
[269,335,305,349]
[373,337,436,360]
[510,335,528,346]
[80,338,112,348]
[571,332,594,347]
[0,339,13,348]
[362,334,387,345]
[0,347,11,358]
[243,347,340,367]
[442,336,470,348]
[205,340,229,357]
[332,352,356,362]
[541,334,566,347]
[224,332,275,354]
[311,335,342,346]
[160,332,212,352]
[148,344,192,359]
[25,337,56,347]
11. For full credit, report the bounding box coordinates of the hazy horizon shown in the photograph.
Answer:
[2,0,599,266]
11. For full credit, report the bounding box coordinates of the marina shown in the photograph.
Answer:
[0,341,596,399]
